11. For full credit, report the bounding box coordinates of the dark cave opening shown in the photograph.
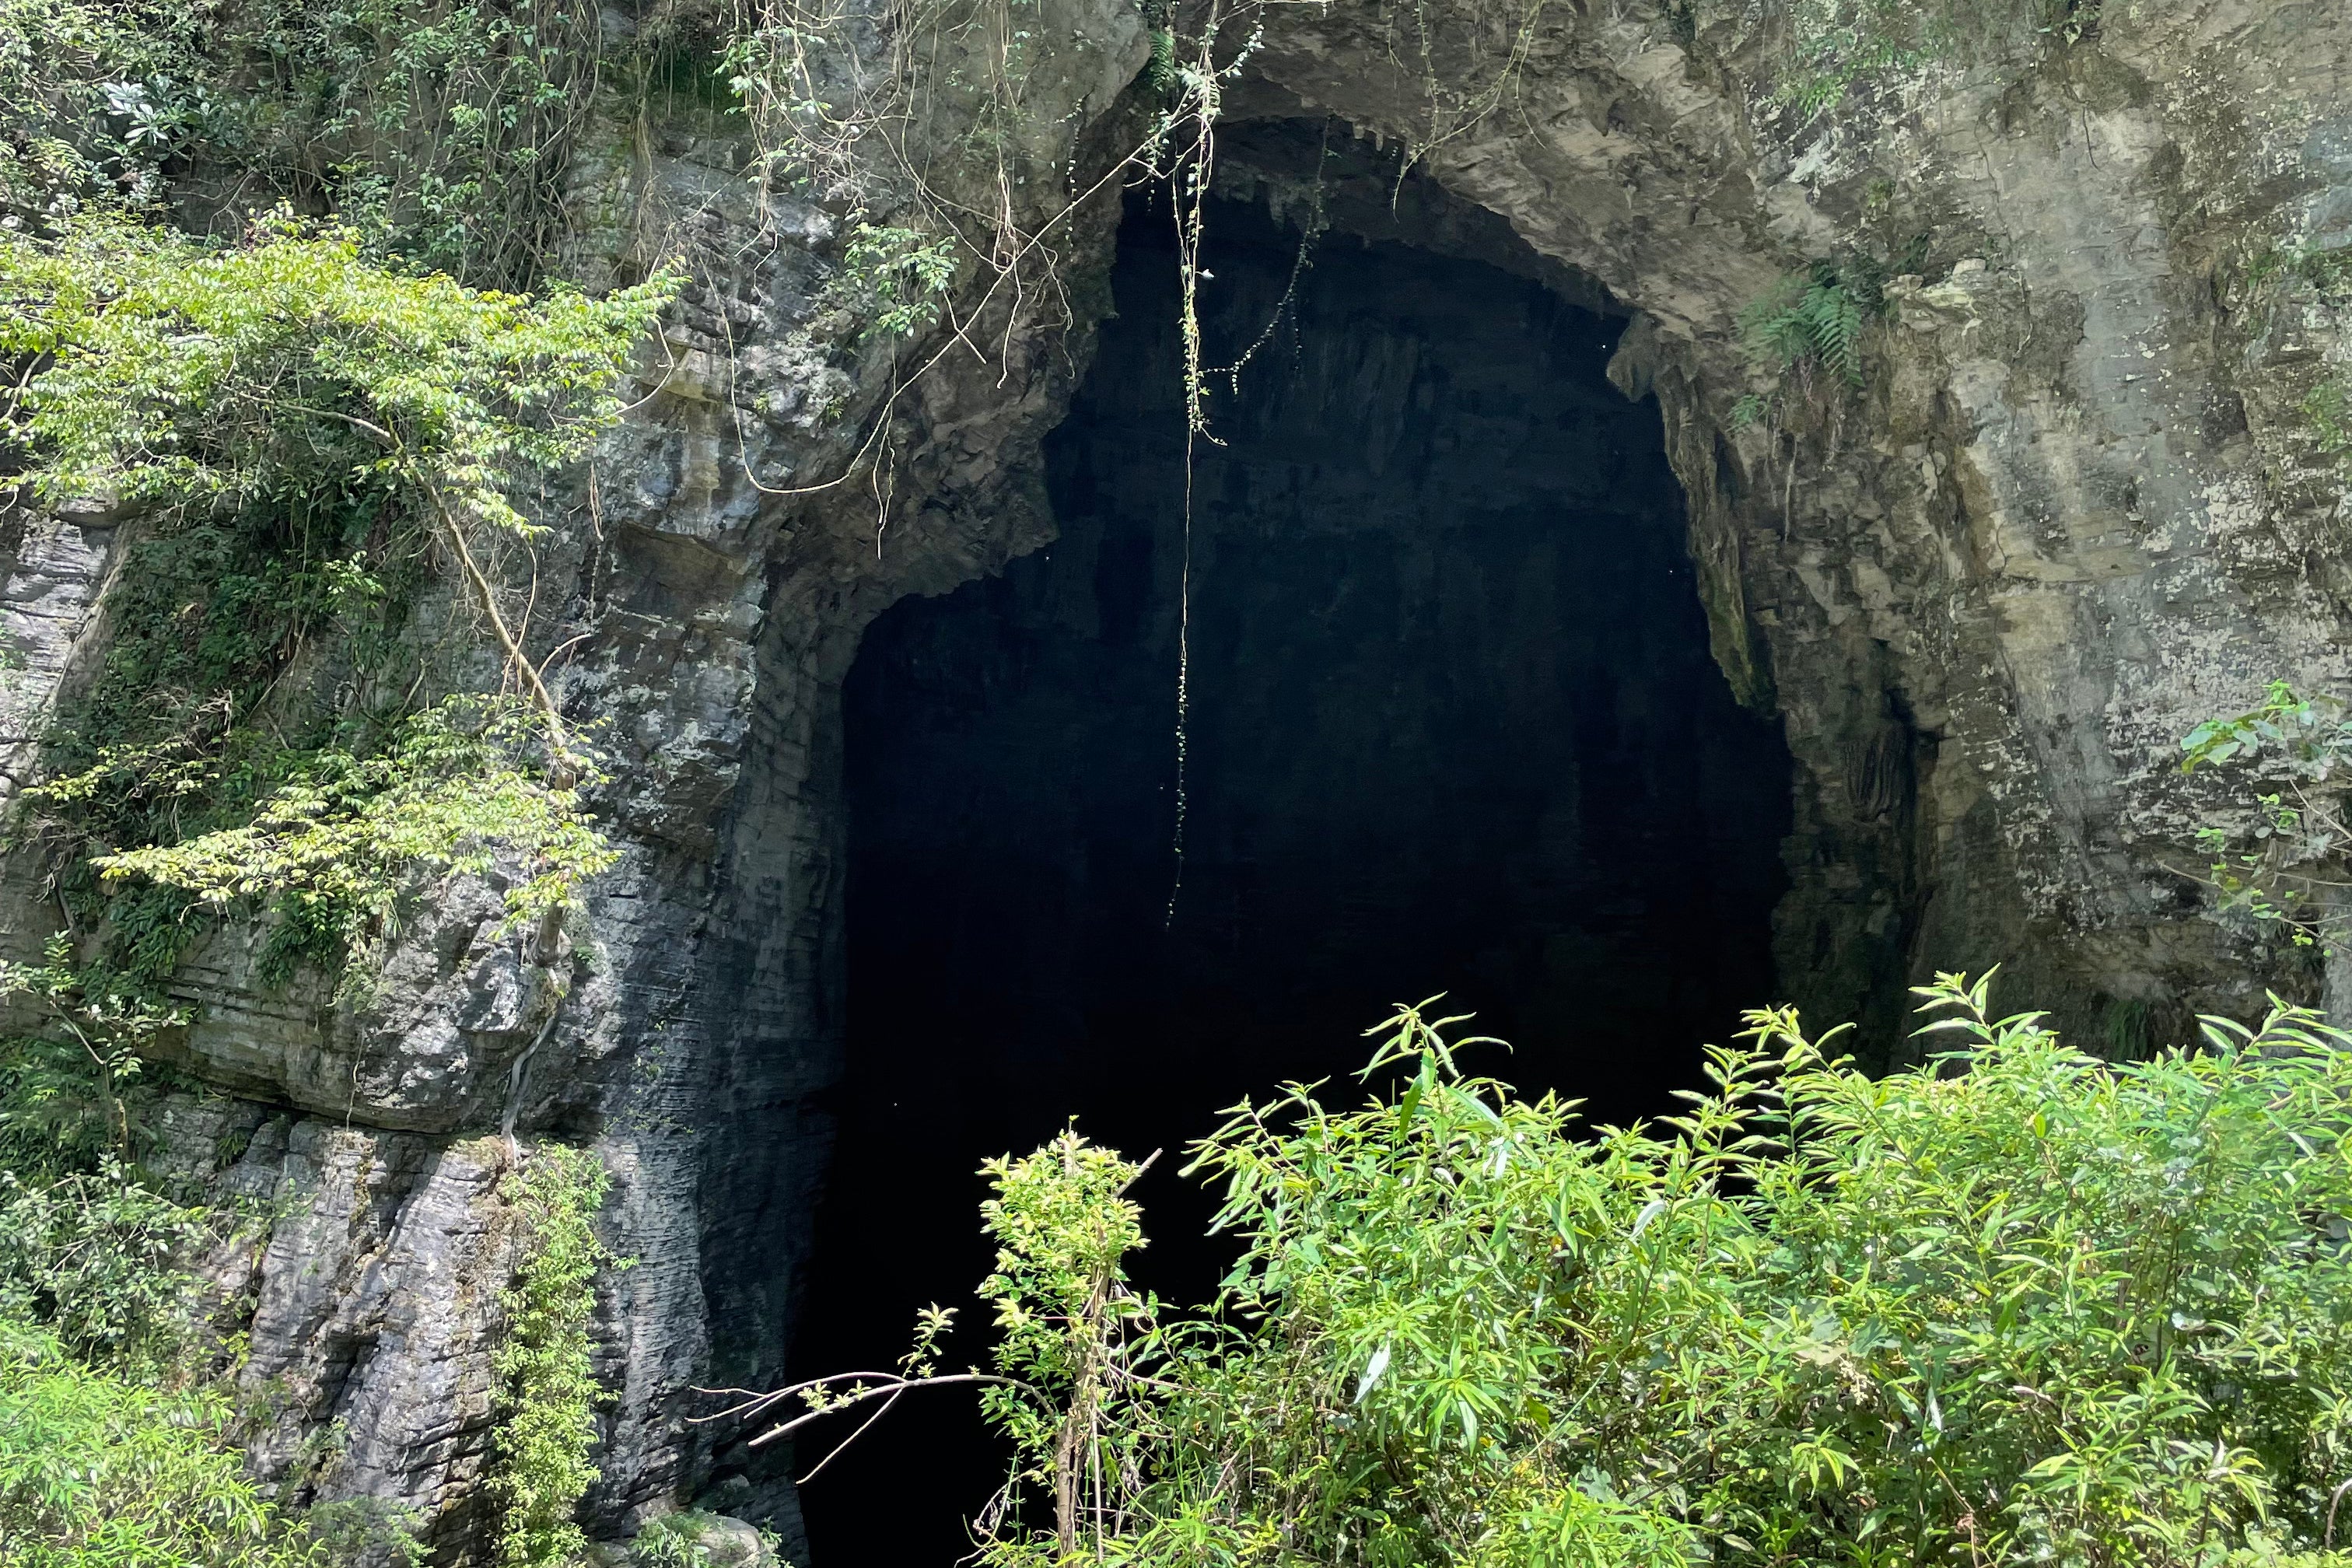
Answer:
[789,192,1793,1563]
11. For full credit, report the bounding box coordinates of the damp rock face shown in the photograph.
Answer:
[0,0,2345,1557]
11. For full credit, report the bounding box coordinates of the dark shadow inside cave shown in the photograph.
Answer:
[786,189,1793,1564]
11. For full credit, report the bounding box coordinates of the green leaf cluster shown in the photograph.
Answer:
[2309,379,2352,465]
[2179,682,2352,954]
[956,980,2352,1567]
[968,1130,1167,1556]
[0,1317,316,1568]
[1775,0,1945,119]
[19,526,390,985]
[1769,0,2098,118]
[2248,246,2352,310]
[86,696,618,983]
[1743,260,1884,388]
[0,0,602,289]
[0,939,187,1173]
[218,0,602,286]
[2182,684,2352,779]
[832,222,961,341]
[0,985,420,1566]
[0,1163,218,1382]
[0,214,670,541]
[0,0,209,220]
[488,1141,623,1568]
[2243,240,2352,471]
[0,214,669,987]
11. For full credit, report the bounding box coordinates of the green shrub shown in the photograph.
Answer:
[89,695,618,985]
[1772,0,2099,117]
[0,0,208,221]
[831,979,2352,1567]
[0,1314,312,1566]
[629,1510,716,1566]
[831,222,960,341]
[2308,376,2352,466]
[0,213,669,987]
[0,215,669,538]
[300,1497,429,1567]
[0,1165,217,1381]
[2180,681,2352,954]
[217,0,602,285]
[0,939,189,1171]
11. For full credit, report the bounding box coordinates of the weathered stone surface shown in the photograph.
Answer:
[1221,0,2352,1052]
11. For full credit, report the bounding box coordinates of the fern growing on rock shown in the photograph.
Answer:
[1742,258,1882,387]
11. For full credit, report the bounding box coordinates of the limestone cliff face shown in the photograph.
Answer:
[0,0,2344,1554]
[1224,0,2352,1055]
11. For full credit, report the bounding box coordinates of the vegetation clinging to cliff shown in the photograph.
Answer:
[2180,682,2352,961]
[0,216,669,986]
[1769,0,2104,117]
[488,1141,624,1568]
[0,999,418,1563]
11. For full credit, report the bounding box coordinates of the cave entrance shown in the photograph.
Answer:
[793,190,1792,1563]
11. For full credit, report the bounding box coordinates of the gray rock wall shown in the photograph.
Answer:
[1221,0,2352,1051]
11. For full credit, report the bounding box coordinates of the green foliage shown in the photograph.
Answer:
[0,1032,125,1181]
[1776,0,1947,118]
[18,506,412,983]
[908,982,2352,1567]
[1146,23,1179,95]
[0,939,187,1172]
[2180,681,2352,953]
[2249,244,2352,307]
[0,213,669,986]
[2182,683,2352,778]
[2242,244,2352,471]
[0,1013,369,1563]
[0,1316,315,1568]
[0,1158,427,1566]
[0,963,276,1552]
[0,0,208,220]
[300,1498,429,1568]
[488,1141,622,1568]
[0,1165,218,1382]
[629,1510,718,1567]
[2307,377,2352,466]
[0,0,600,285]
[0,214,670,541]
[221,0,603,285]
[89,696,617,985]
[833,222,960,341]
[1743,259,1884,387]
[1772,0,2100,117]
[969,1130,1164,1559]
[0,16,658,1566]
[0,958,225,1387]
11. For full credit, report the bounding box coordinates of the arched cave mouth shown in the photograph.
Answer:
[788,190,1793,1563]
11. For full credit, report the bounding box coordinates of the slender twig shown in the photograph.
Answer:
[425,483,572,765]
[796,1386,906,1482]
[687,1369,1042,1448]
[747,1373,1033,1447]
